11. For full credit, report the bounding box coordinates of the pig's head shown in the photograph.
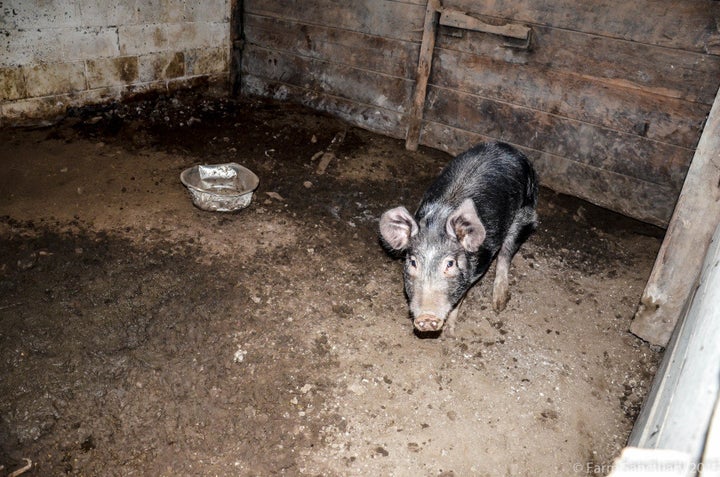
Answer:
[379,198,486,332]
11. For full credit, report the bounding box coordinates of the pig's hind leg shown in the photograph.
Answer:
[492,208,537,312]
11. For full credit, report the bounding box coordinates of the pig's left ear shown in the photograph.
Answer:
[447,199,486,252]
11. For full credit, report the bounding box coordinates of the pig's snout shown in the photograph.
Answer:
[414,314,444,332]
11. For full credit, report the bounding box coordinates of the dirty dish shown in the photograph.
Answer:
[180,163,259,212]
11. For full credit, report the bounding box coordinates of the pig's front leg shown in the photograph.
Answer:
[444,297,464,338]
[492,254,510,312]
[492,215,534,312]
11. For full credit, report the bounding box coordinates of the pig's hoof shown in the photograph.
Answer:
[492,279,509,312]
[492,293,509,312]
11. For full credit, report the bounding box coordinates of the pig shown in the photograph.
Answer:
[379,142,538,336]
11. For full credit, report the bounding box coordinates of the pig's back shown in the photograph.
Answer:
[416,142,537,251]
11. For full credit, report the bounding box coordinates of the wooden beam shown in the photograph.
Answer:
[631,85,720,346]
[439,8,530,41]
[446,0,720,54]
[405,0,441,151]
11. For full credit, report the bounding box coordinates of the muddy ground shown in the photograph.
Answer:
[0,92,663,476]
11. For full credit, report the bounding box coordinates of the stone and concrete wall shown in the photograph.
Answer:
[0,0,231,125]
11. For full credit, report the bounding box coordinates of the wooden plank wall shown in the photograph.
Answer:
[241,0,424,136]
[240,0,720,226]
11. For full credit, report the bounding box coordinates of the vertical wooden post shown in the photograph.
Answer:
[230,0,245,96]
[405,0,441,151]
[631,85,720,346]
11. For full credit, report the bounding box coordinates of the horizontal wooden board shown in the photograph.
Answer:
[244,0,425,43]
[423,86,693,188]
[431,47,710,148]
[532,150,679,227]
[419,121,678,226]
[244,14,418,80]
[246,5,720,105]
[435,23,720,105]
[242,74,407,139]
[244,11,716,149]
[243,44,413,113]
[447,0,720,54]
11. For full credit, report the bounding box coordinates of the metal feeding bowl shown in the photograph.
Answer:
[180,163,259,212]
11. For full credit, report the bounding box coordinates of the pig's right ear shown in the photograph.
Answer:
[379,206,418,252]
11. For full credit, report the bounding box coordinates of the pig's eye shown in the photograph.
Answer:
[446,259,455,269]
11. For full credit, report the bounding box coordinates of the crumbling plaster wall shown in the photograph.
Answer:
[0,0,231,125]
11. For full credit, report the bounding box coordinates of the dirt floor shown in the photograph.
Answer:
[0,92,664,476]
